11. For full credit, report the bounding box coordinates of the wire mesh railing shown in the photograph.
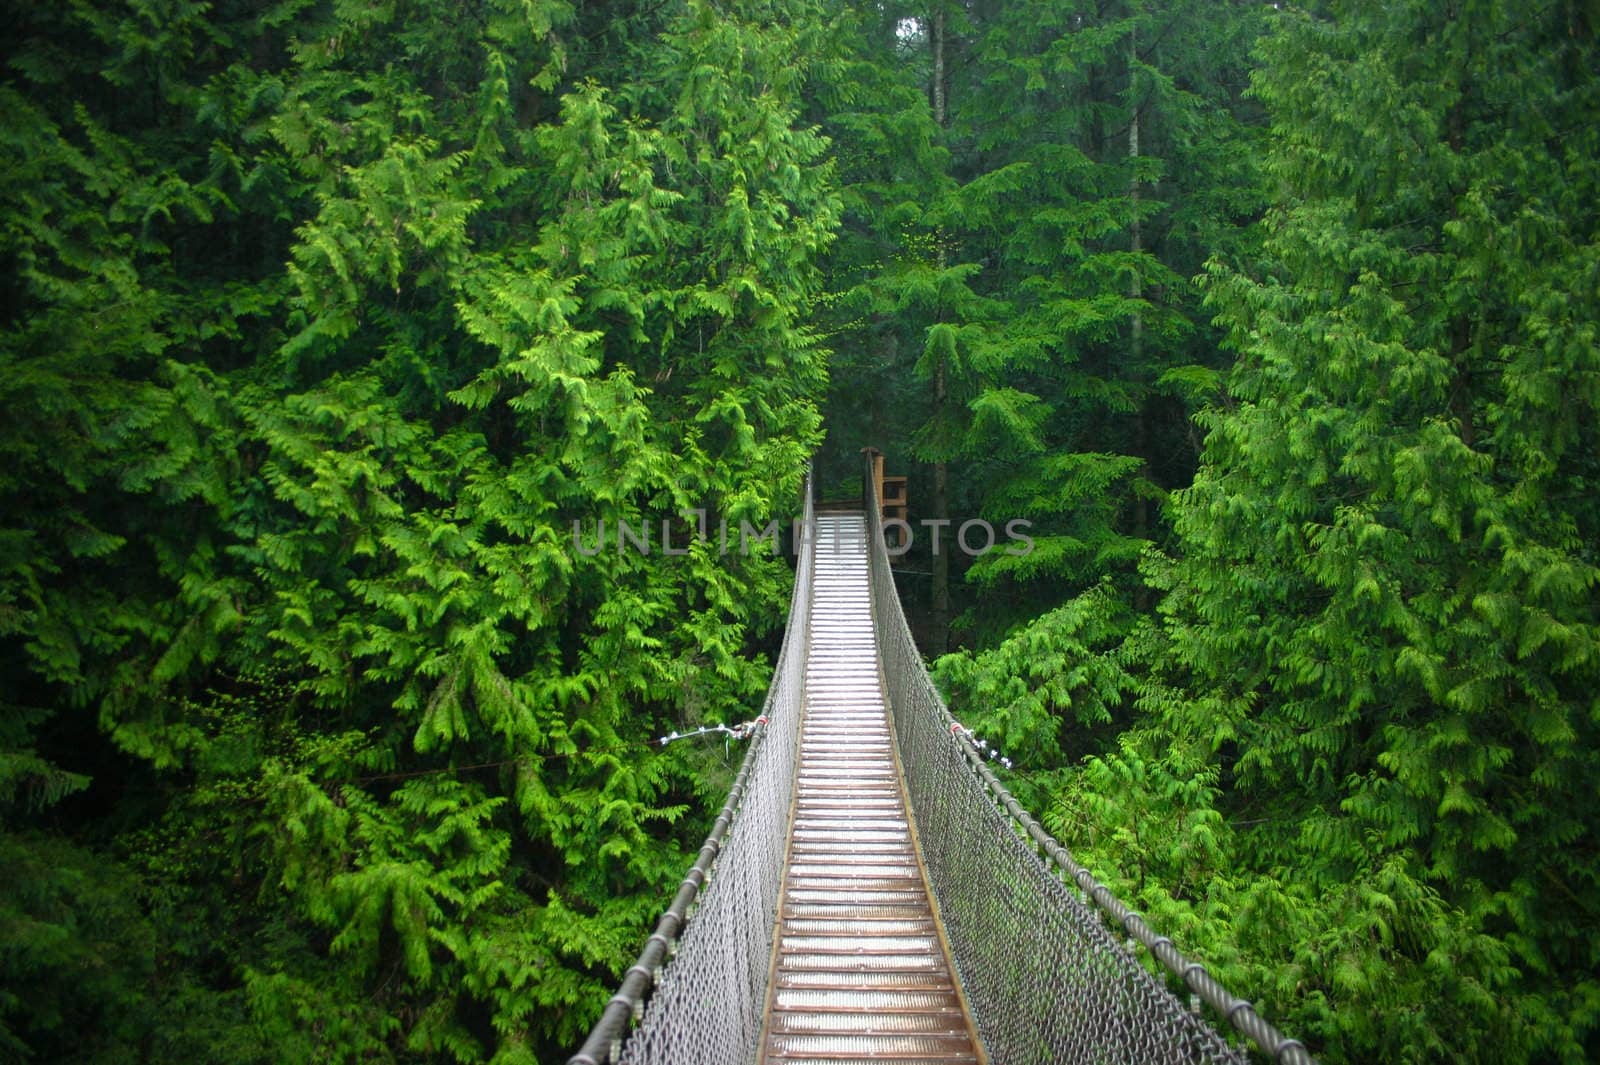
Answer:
[567,470,815,1065]
[862,456,1314,1065]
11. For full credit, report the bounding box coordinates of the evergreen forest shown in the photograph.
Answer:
[2,1,1596,1061]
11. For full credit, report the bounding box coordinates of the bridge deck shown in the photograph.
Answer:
[760,513,983,1065]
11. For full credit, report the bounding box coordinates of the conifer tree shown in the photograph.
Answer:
[879,0,1267,765]
[1146,2,1600,1057]
[1,0,840,1058]
[823,0,1261,632]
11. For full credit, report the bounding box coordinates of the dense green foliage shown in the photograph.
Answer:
[934,2,1600,1062]
[816,0,1264,653]
[3,0,1597,1062]
[2,0,833,1059]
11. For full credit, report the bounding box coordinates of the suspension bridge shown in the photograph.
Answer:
[569,460,1314,1065]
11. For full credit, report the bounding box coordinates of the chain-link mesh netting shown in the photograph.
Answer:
[574,463,1311,1065]
[862,487,1268,1065]
[568,483,814,1065]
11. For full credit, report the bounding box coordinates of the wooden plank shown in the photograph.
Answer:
[760,514,986,1065]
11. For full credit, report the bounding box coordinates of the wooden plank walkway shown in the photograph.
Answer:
[760,513,984,1065]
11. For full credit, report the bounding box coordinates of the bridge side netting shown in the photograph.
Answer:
[578,480,813,1065]
[862,484,1258,1065]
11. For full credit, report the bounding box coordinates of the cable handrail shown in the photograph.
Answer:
[861,452,1314,1064]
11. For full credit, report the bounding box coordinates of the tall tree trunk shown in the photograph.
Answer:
[930,360,950,654]
[1128,38,1149,544]
[928,5,950,655]
[1128,37,1151,610]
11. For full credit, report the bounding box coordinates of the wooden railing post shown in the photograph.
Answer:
[861,446,883,514]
